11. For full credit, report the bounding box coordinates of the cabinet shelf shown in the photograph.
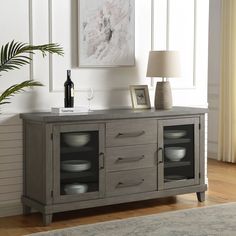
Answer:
[60,170,97,180]
[164,138,191,145]
[61,146,94,154]
[164,176,188,182]
[164,161,191,168]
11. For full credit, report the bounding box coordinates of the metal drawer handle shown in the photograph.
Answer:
[116,155,145,163]
[116,179,145,188]
[116,131,145,138]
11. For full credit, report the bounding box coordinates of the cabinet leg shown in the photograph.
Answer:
[196,191,205,202]
[43,214,53,226]
[23,205,31,215]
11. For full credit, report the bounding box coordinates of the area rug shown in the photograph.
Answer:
[28,203,236,236]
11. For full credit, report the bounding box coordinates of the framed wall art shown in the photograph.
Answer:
[79,0,135,67]
[130,85,151,109]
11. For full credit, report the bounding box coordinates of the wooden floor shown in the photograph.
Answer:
[0,159,236,236]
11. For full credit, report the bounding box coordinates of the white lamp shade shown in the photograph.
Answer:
[146,51,181,78]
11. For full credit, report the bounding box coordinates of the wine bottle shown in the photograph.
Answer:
[64,70,74,108]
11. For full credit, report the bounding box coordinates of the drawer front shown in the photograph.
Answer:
[106,120,157,147]
[106,144,157,171]
[106,168,157,197]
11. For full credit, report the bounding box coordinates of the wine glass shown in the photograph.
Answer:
[87,88,94,111]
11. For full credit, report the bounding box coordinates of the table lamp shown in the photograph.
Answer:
[146,51,181,110]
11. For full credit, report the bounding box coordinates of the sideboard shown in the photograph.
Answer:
[20,107,207,225]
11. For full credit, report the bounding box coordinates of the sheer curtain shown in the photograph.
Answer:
[218,0,236,163]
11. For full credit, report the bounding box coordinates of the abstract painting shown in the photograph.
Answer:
[79,0,135,67]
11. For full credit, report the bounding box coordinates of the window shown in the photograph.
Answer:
[153,0,209,92]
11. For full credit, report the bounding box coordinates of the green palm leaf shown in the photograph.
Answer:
[0,40,63,108]
[0,40,64,75]
[0,80,43,105]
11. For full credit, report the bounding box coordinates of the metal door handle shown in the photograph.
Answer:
[99,152,105,169]
[158,147,164,164]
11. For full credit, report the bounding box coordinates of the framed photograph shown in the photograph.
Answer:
[130,85,151,109]
[79,0,135,67]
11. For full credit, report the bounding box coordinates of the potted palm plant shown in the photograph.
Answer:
[0,40,63,108]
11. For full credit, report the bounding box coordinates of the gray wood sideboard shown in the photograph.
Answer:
[20,107,207,225]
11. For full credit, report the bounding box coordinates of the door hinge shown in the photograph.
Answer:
[199,123,201,130]
[199,173,201,179]
[51,190,53,198]
[50,133,53,140]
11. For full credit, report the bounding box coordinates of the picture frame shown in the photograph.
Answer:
[79,0,135,67]
[129,85,151,109]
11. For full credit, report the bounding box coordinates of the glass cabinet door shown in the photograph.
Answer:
[158,118,200,190]
[52,124,105,203]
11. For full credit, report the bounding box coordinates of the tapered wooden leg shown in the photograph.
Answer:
[23,205,31,215]
[43,214,53,226]
[196,191,205,202]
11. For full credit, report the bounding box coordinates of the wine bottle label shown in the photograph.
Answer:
[71,88,74,97]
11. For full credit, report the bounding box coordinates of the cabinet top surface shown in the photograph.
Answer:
[20,107,207,123]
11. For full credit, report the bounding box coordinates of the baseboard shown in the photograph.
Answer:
[208,152,218,160]
[0,201,23,217]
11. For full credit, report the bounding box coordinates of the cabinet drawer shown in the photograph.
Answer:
[106,144,157,171]
[106,120,157,147]
[106,168,157,197]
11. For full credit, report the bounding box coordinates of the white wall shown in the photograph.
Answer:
[208,0,221,160]
[1,0,153,113]
[0,0,209,216]
[0,0,210,113]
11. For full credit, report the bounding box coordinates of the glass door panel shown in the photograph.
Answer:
[60,131,99,196]
[164,124,194,183]
[158,118,199,190]
[53,124,105,203]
